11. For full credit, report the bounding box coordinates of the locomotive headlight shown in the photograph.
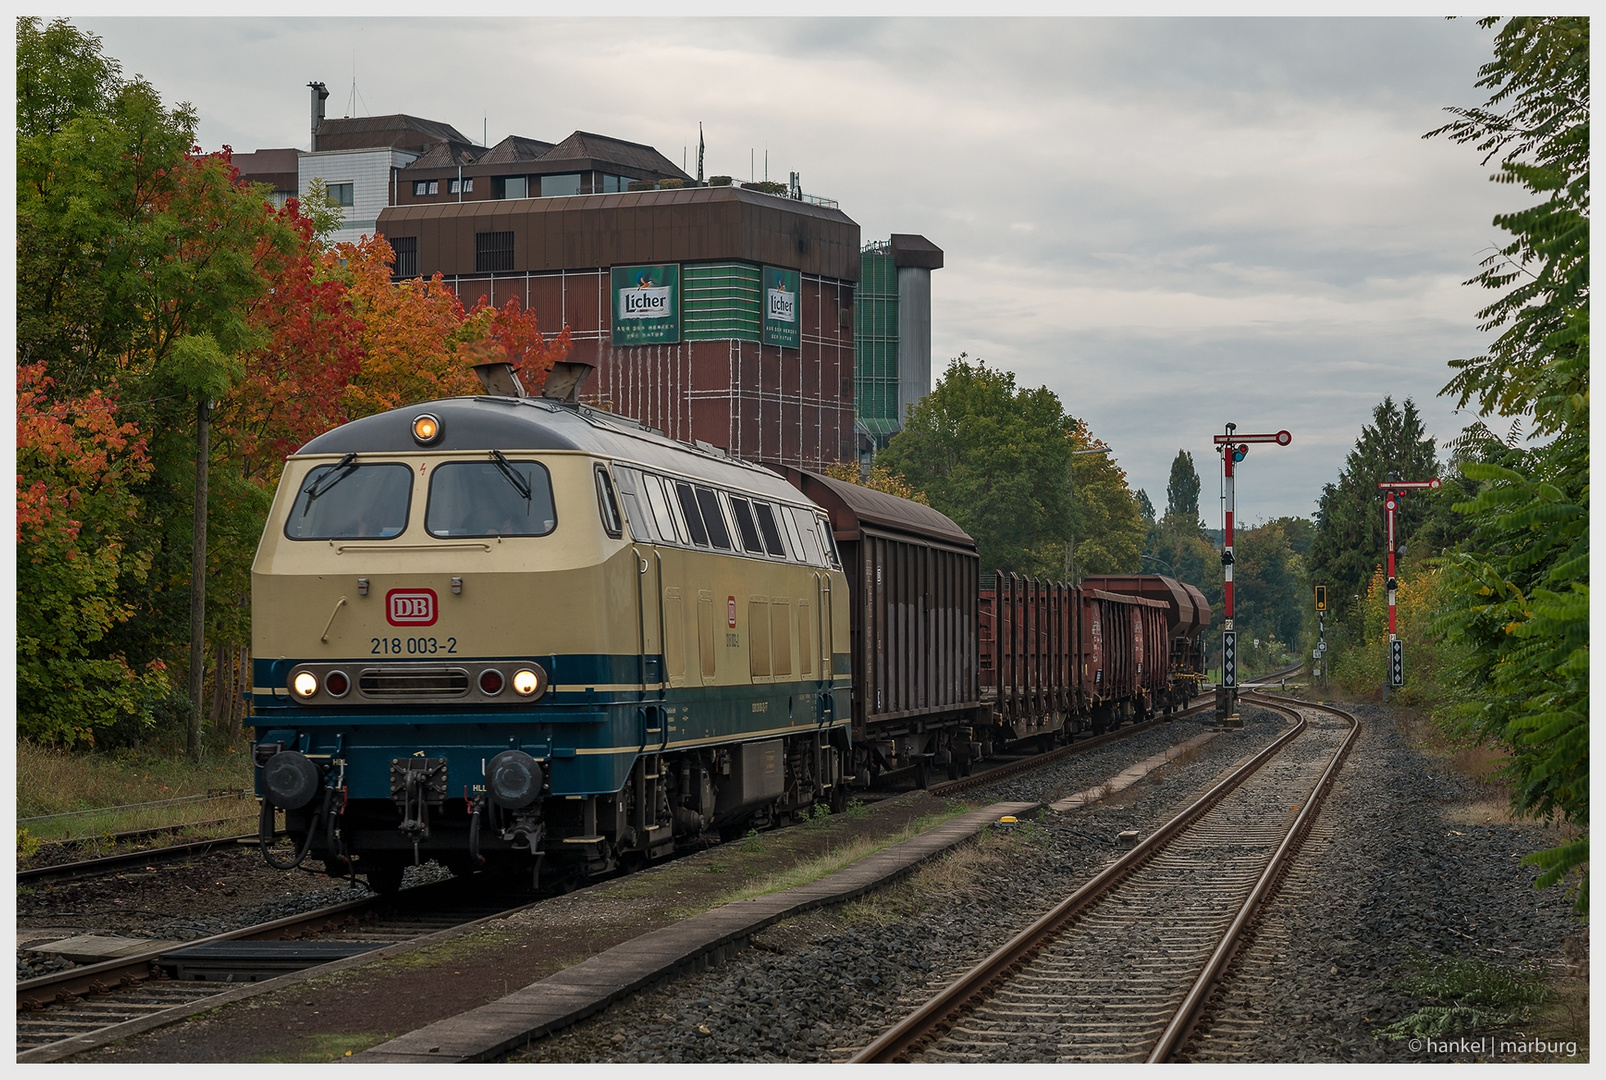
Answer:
[512,666,546,698]
[293,671,319,698]
[411,413,442,446]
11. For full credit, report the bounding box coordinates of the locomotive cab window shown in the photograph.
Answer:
[285,460,413,540]
[595,465,624,538]
[425,457,556,538]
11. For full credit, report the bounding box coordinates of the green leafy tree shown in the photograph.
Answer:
[1306,397,1441,623]
[17,17,296,752]
[1066,420,1145,577]
[878,355,1075,576]
[1232,521,1305,657]
[1164,450,1204,530]
[1427,16,1588,914]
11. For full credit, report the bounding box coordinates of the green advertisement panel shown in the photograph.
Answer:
[611,264,680,346]
[762,266,801,348]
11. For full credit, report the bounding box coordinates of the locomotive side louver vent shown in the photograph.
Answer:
[360,666,470,698]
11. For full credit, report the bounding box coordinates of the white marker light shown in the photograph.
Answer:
[293,671,319,698]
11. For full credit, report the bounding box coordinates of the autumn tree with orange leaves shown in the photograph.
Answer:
[16,18,572,748]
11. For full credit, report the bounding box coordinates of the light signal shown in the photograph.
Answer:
[1314,585,1326,611]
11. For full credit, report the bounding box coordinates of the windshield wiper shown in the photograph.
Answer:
[301,453,358,514]
[489,450,531,501]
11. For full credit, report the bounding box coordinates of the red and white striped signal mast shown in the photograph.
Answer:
[1376,478,1441,693]
[1212,423,1291,722]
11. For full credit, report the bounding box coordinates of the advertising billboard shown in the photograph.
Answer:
[761,266,801,349]
[611,264,680,346]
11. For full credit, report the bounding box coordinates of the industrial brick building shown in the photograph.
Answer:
[236,84,941,471]
[378,186,860,469]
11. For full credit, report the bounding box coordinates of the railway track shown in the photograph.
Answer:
[15,876,534,1063]
[18,834,260,886]
[927,697,1214,798]
[851,694,1357,1063]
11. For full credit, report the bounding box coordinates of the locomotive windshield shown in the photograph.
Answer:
[284,462,413,540]
[426,459,557,538]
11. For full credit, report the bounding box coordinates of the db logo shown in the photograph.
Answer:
[386,588,438,626]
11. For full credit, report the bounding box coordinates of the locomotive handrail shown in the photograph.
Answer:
[332,541,492,553]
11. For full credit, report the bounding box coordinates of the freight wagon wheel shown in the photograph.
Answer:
[914,756,932,791]
[363,859,406,895]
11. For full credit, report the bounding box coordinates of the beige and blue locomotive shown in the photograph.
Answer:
[250,370,851,892]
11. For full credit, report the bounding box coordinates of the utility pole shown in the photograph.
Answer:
[1066,445,1114,585]
[1376,477,1440,699]
[1212,423,1291,724]
[188,398,211,760]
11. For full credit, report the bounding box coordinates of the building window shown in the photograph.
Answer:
[412,180,439,196]
[475,231,514,274]
[391,237,418,278]
[602,174,634,193]
[497,176,528,200]
[327,182,354,207]
[449,177,473,194]
[540,173,582,198]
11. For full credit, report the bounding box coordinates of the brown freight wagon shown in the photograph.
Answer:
[979,572,1080,749]
[768,466,981,787]
[1082,574,1212,708]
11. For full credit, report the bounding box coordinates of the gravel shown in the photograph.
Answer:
[16,846,450,981]
[505,702,1584,1064]
[1179,701,1585,1063]
[508,708,1294,1063]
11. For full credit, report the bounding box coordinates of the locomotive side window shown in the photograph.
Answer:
[285,461,413,540]
[788,506,824,565]
[609,466,646,541]
[425,459,556,538]
[674,482,710,547]
[643,474,685,545]
[728,497,765,555]
[695,487,733,550]
[595,465,624,539]
[817,517,842,568]
[778,504,808,561]
[752,502,788,557]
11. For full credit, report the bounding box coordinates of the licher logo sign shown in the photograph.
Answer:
[762,266,800,348]
[386,588,438,626]
[766,282,795,323]
[611,264,680,345]
[620,283,672,318]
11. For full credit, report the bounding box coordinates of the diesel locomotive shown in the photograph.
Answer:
[250,364,1211,891]
[251,365,852,892]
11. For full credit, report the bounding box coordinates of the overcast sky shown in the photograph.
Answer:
[68,12,1514,526]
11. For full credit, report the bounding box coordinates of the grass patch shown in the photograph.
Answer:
[17,739,254,848]
[1376,952,1555,1041]
[839,822,1040,926]
[266,1032,395,1062]
[710,804,971,905]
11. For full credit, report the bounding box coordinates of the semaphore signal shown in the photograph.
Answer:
[1212,423,1291,722]
[1376,478,1441,692]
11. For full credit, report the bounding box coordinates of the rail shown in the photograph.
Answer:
[852,694,1357,1063]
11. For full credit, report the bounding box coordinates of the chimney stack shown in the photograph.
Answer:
[308,81,329,152]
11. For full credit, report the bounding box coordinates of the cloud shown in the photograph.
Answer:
[75,15,1513,517]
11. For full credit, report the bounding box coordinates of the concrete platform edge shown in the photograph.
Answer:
[352,799,1040,1064]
